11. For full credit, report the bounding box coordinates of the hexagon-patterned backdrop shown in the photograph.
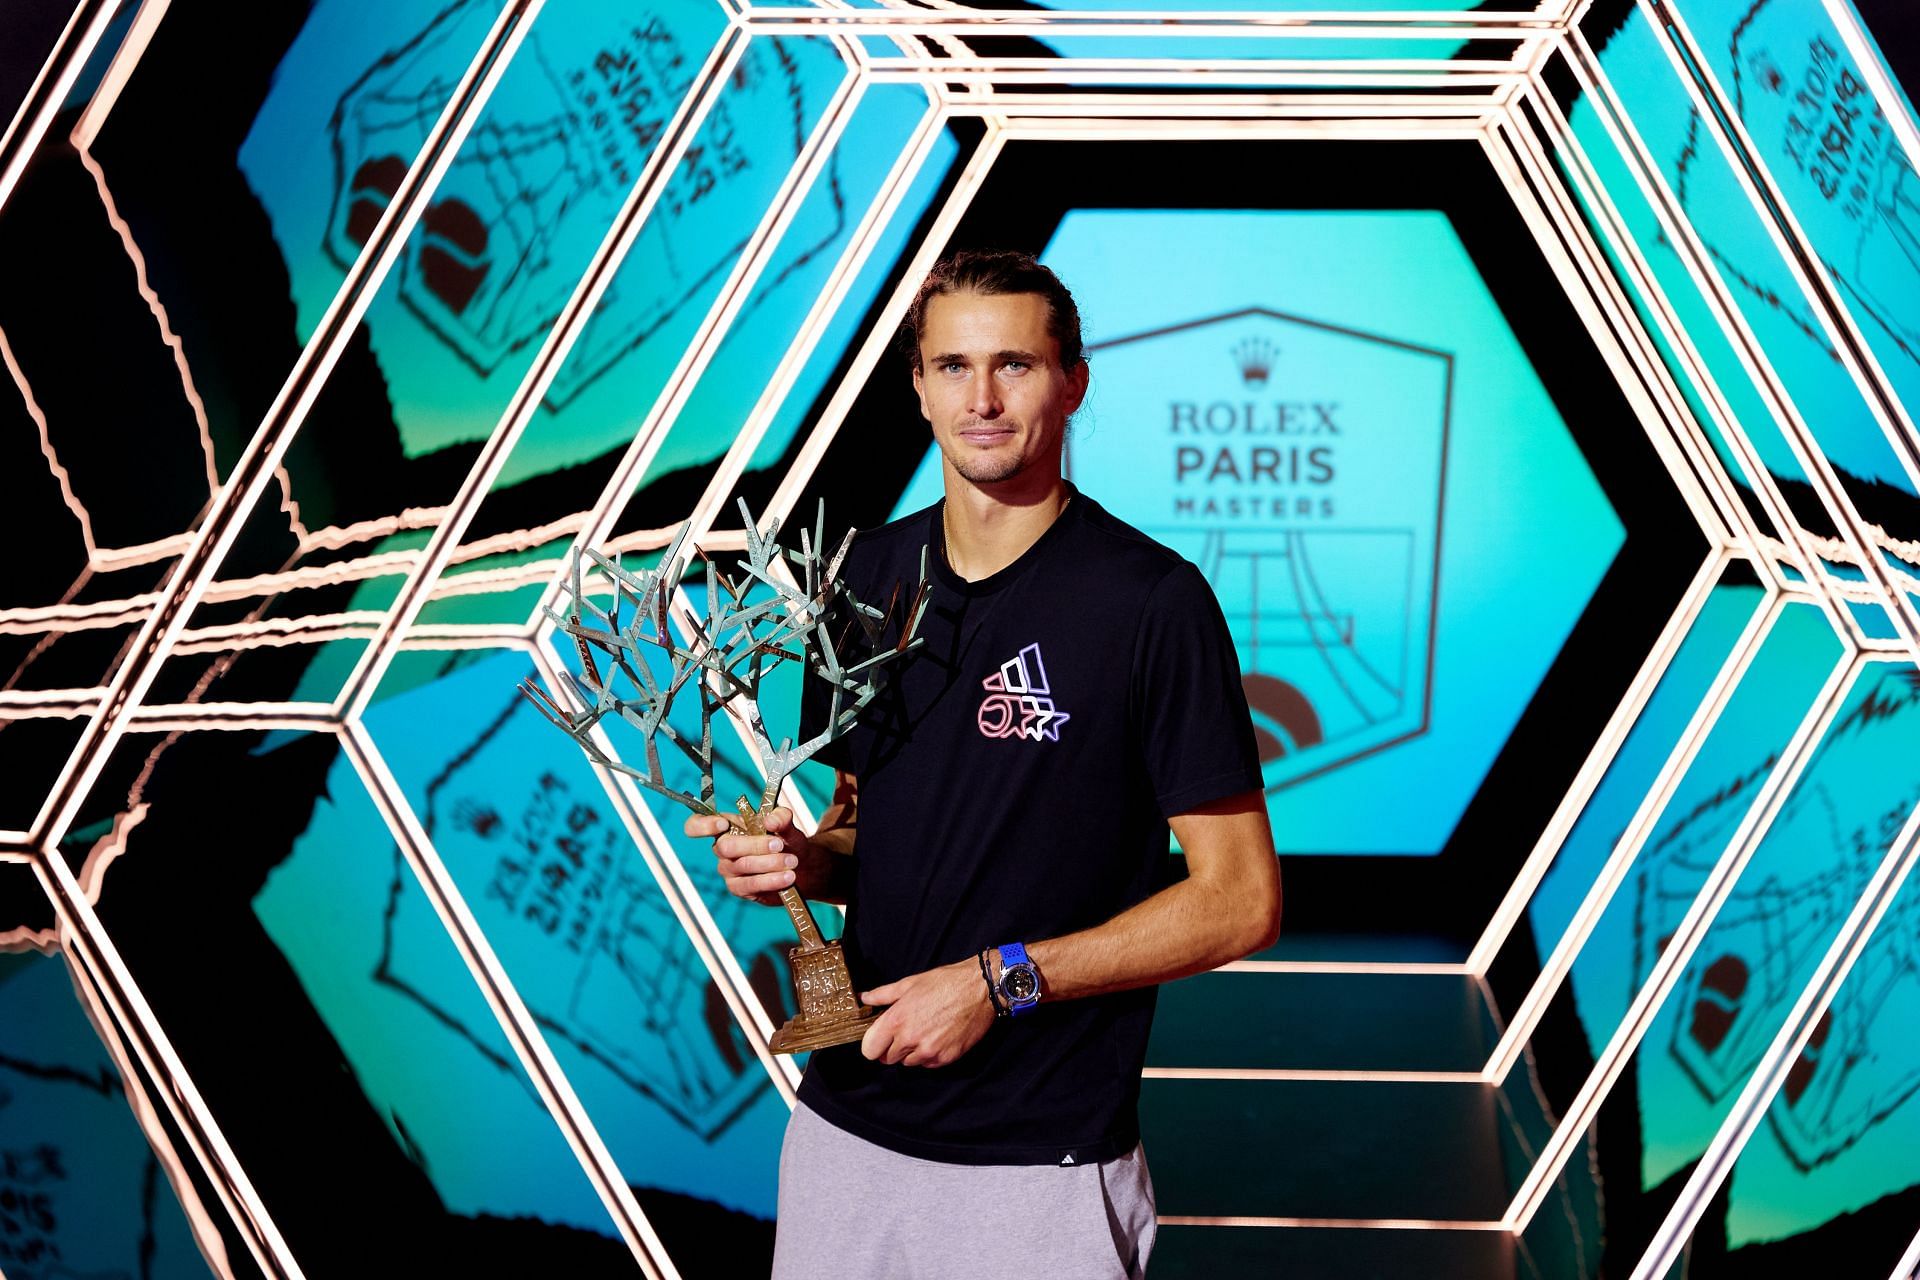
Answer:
[2,0,1918,1275]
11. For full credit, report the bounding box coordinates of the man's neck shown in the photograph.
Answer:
[940,471,1071,583]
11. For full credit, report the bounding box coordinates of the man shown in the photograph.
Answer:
[685,249,1280,1278]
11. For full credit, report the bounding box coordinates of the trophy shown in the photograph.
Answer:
[519,500,929,1053]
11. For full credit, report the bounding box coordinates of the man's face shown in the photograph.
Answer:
[912,290,1088,488]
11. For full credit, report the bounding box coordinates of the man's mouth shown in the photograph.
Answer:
[958,426,1014,444]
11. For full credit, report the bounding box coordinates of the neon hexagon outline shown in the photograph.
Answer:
[2,0,1918,1276]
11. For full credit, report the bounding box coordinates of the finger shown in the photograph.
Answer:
[684,813,731,839]
[719,852,796,879]
[860,982,900,1007]
[716,832,787,860]
[860,1017,892,1062]
[727,869,796,898]
[763,806,793,834]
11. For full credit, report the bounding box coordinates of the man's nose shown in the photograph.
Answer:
[967,374,1002,419]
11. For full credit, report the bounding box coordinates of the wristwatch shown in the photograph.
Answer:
[995,942,1042,1017]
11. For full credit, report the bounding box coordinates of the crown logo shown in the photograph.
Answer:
[1233,336,1278,387]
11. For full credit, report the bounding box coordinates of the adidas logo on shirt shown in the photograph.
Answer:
[976,642,1072,742]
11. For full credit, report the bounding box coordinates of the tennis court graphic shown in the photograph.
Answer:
[1191,528,1424,787]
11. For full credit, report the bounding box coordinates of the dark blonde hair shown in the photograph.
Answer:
[897,249,1086,373]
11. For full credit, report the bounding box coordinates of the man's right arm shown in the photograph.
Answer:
[682,767,860,904]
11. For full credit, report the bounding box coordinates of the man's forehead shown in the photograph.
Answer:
[918,289,1057,353]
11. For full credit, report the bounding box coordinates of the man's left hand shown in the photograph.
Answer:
[858,958,997,1068]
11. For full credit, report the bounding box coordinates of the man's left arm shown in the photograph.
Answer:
[858,790,1279,1066]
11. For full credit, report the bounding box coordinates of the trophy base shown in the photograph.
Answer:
[769,1003,880,1055]
[769,938,877,1054]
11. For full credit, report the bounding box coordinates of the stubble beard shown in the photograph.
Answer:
[946,447,1028,485]
[941,415,1069,486]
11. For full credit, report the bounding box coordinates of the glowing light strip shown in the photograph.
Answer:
[765,120,1007,519]
[599,87,944,582]
[966,119,1487,140]
[338,722,676,1279]
[527,637,800,1099]
[1822,0,1920,185]
[0,524,706,639]
[1654,3,1920,503]
[1642,4,1920,651]
[69,0,173,151]
[75,144,222,498]
[31,848,304,1278]
[1630,784,1920,1278]
[59,939,240,1280]
[864,58,1525,76]
[747,7,1557,27]
[1480,117,1733,544]
[1465,552,1728,976]
[178,611,387,644]
[336,27,758,720]
[1552,39,1858,618]
[1157,1215,1508,1231]
[1528,61,1796,566]
[1583,34,1898,648]
[745,14,1550,38]
[1505,650,1863,1230]
[1483,590,1784,1084]
[0,0,121,218]
[72,802,145,899]
[0,322,97,557]
[1,698,355,727]
[299,506,448,553]
[1143,1067,1485,1082]
[527,52,873,628]
[1891,1225,1920,1280]
[30,0,543,850]
[127,704,338,732]
[1491,98,1757,550]
[0,702,92,721]
[92,534,195,571]
[976,92,1494,115]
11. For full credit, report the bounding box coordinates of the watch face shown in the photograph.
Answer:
[1002,964,1039,1003]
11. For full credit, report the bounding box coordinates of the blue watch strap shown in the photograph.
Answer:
[996,942,1040,1016]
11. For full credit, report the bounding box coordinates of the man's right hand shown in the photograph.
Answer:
[684,806,809,906]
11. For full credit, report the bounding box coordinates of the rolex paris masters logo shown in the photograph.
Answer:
[977,643,1071,742]
[1065,305,1450,791]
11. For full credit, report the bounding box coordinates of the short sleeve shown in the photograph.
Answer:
[1131,561,1265,820]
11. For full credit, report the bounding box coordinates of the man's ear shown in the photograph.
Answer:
[912,364,931,422]
[1064,358,1090,416]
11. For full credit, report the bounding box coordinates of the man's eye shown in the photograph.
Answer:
[1003,362,1028,373]
[941,362,966,374]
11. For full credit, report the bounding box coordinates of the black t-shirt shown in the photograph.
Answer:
[794,480,1264,1165]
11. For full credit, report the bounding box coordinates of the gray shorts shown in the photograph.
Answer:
[771,1100,1157,1280]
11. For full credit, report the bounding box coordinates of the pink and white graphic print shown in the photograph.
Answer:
[977,642,1072,742]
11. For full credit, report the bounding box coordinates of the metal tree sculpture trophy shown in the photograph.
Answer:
[520,500,929,1054]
